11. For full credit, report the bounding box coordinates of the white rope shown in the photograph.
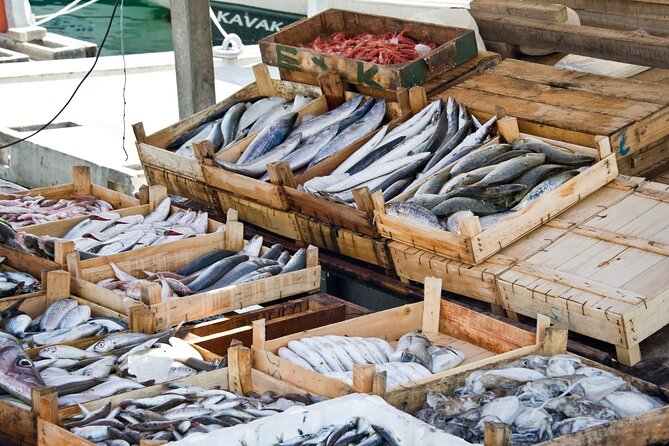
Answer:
[209,6,243,59]
[35,0,102,25]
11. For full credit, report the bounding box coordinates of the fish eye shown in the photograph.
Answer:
[16,358,32,367]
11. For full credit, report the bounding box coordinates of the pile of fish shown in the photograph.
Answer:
[210,95,387,180]
[169,95,314,158]
[278,417,401,446]
[65,384,321,444]
[0,195,114,228]
[278,332,464,389]
[388,134,595,233]
[1,297,127,346]
[301,98,496,204]
[98,236,307,301]
[415,354,665,444]
[0,256,40,297]
[3,197,214,260]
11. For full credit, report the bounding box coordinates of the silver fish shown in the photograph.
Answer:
[0,333,45,403]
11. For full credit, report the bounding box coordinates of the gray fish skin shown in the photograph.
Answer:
[422,120,473,174]
[248,102,293,135]
[346,136,405,175]
[261,244,283,260]
[213,132,302,178]
[386,202,443,230]
[38,345,101,360]
[187,254,249,293]
[72,425,110,442]
[383,179,411,202]
[174,122,215,157]
[408,194,447,210]
[236,112,298,164]
[471,153,546,188]
[237,97,287,136]
[450,144,512,176]
[176,249,235,276]
[513,171,578,210]
[514,137,596,166]
[0,333,45,403]
[336,98,375,133]
[40,297,79,331]
[487,148,532,165]
[219,102,247,149]
[309,99,386,167]
[63,212,120,240]
[200,258,279,292]
[269,124,339,176]
[443,184,527,201]
[281,248,306,274]
[57,305,91,329]
[241,235,263,257]
[415,170,451,196]
[514,164,571,191]
[4,314,31,337]
[32,322,103,346]
[293,95,363,140]
[143,197,171,224]
[432,197,511,218]
[91,326,173,353]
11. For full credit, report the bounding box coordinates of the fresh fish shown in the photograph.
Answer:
[513,171,578,210]
[63,212,120,240]
[40,297,79,331]
[450,144,512,176]
[143,198,171,224]
[0,333,45,402]
[38,345,101,360]
[514,137,596,166]
[293,95,363,140]
[186,254,249,293]
[331,125,388,175]
[445,210,475,233]
[386,202,443,230]
[432,197,511,218]
[470,153,546,188]
[237,97,288,136]
[219,102,247,149]
[175,249,235,276]
[4,313,31,337]
[236,112,298,164]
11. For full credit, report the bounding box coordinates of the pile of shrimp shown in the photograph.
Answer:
[300,28,437,64]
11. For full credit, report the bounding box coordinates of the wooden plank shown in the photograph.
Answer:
[484,422,512,446]
[472,12,669,69]
[228,346,252,395]
[470,0,568,22]
[71,165,91,196]
[422,277,442,334]
[352,364,375,393]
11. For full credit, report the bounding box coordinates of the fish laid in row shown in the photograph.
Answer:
[1,297,127,346]
[277,332,464,389]
[0,195,114,228]
[0,256,41,297]
[278,416,402,446]
[64,382,321,444]
[170,95,314,158]
[2,197,216,260]
[415,354,664,444]
[99,235,307,301]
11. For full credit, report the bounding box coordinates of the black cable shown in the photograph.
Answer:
[0,0,122,150]
[120,0,128,160]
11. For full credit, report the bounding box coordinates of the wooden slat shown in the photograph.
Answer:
[470,0,568,22]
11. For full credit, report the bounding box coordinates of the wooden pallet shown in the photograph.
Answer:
[28,344,295,446]
[252,276,539,399]
[385,325,669,446]
[438,59,669,169]
[1,165,139,231]
[67,214,321,330]
[133,65,323,212]
[20,185,223,269]
[498,178,669,366]
[261,9,477,94]
[184,293,370,356]
[373,116,618,264]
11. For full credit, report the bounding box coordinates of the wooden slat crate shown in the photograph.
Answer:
[260,9,477,94]
[35,347,308,446]
[373,116,618,265]
[0,165,139,231]
[184,293,370,357]
[497,178,669,366]
[385,325,669,446]
[438,59,669,174]
[133,65,323,212]
[19,185,223,269]
[67,215,322,330]
[252,277,540,399]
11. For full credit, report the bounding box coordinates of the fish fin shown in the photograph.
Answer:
[77,403,90,416]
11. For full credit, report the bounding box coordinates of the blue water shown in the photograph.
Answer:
[31,0,174,55]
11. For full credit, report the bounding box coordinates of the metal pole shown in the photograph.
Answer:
[170,0,216,119]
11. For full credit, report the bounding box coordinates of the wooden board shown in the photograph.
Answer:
[439,59,669,162]
[374,117,618,265]
[69,221,322,329]
[260,9,477,92]
[497,179,669,366]
[252,277,538,398]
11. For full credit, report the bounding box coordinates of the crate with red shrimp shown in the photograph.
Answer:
[372,115,618,265]
[252,276,543,399]
[259,9,478,97]
[0,165,139,231]
[65,214,321,330]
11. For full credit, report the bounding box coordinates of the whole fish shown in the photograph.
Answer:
[470,153,546,188]
[513,171,577,210]
[219,102,247,149]
[0,333,45,403]
[431,197,511,218]
[236,112,298,164]
[237,97,288,136]
[386,203,443,230]
[293,95,363,140]
[514,137,596,166]
[63,212,120,240]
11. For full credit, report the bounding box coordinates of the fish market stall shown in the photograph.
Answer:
[184,293,370,357]
[252,277,541,398]
[67,213,321,330]
[36,346,318,446]
[260,9,478,99]
[384,325,669,446]
[0,166,139,230]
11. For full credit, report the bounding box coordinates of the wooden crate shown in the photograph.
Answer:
[133,65,323,212]
[19,185,223,269]
[184,293,370,357]
[0,165,139,231]
[67,215,322,330]
[385,326,669,446]
[373,116,618,265]
[35,347,308,446]
[438,59,669,169]
[252,276,540,399]
[294,213,393,269]
[260,9,477,94]
[497,178,669,366]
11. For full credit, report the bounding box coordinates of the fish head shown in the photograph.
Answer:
[0,333,45,402]
[92,338,114,353]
